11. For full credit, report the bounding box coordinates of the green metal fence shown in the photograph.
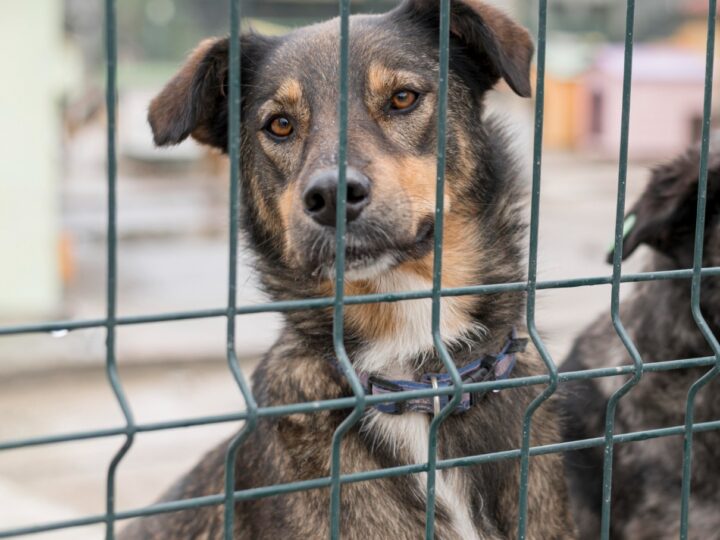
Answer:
[1,0,720,539]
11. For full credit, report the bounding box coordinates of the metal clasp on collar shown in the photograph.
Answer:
[430,376,440,416]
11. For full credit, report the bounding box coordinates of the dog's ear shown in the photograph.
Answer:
[148,38,229,148]
[611,148,720,266]
[395,0,534,97]
[148,34,274,150]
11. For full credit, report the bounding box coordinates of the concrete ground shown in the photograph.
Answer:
[0,99,653,537]
[0,361,254,539]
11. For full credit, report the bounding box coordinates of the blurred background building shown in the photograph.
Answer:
[0,1,717,537]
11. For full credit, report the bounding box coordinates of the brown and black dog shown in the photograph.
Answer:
[121,1,574,538]
[562,145,720,540]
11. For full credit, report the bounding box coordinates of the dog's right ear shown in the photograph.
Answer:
[394,0,534,97]
[611,147,720,266]
[148,34,274,150]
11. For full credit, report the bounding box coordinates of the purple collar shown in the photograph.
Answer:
[356,329,527,416]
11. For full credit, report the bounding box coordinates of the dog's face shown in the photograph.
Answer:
[148,0,532,283]
[616,145,720,271]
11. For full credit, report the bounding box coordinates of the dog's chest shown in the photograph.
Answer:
[354,271,480,375]
[351,271,488,538]
[364,412,484,540]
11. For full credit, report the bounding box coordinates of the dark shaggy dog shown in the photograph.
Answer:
[562,146,720,540]
[121,1,573,538]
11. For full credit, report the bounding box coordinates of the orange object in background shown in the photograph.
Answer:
[58,231,75,285]
[544,75,588,151]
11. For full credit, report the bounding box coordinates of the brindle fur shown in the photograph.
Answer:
[121,1,573,538]
[561,146,720,540]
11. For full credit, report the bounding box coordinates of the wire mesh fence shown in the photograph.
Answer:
[1,0,720,539]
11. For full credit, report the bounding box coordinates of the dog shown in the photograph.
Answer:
[120,1,574,538]
[561,145,720,540]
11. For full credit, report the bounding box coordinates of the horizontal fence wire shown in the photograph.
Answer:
[2,0,720,538]
[1,354,717,453]
[2,268,720,337]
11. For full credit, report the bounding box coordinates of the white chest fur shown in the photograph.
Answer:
[354,270,484,539]
[362,412,483,540]
[353,270,485,376]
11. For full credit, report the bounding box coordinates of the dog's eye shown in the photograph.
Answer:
[390,90,419,112]
[265,116,294,139]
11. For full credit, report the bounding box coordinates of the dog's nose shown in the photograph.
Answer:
[302,169,371,227]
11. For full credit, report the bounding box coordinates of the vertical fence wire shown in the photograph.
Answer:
[424,1,463,538]
[329,1,367,537]
[516,1,559,537]
[103,1,136,538]
[679,1,720,537]
[600,2,643,539]
[223,1,260,538]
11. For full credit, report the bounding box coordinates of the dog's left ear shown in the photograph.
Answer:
[611,148,720,267]
[395,0,534,97]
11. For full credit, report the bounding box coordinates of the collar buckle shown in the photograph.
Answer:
[430,375,441,416]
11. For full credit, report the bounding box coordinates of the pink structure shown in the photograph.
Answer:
[582,45,707,161]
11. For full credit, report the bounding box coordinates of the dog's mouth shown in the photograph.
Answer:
[304,217,435,280]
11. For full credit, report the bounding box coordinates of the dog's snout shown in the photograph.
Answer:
[302,169,371,227]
